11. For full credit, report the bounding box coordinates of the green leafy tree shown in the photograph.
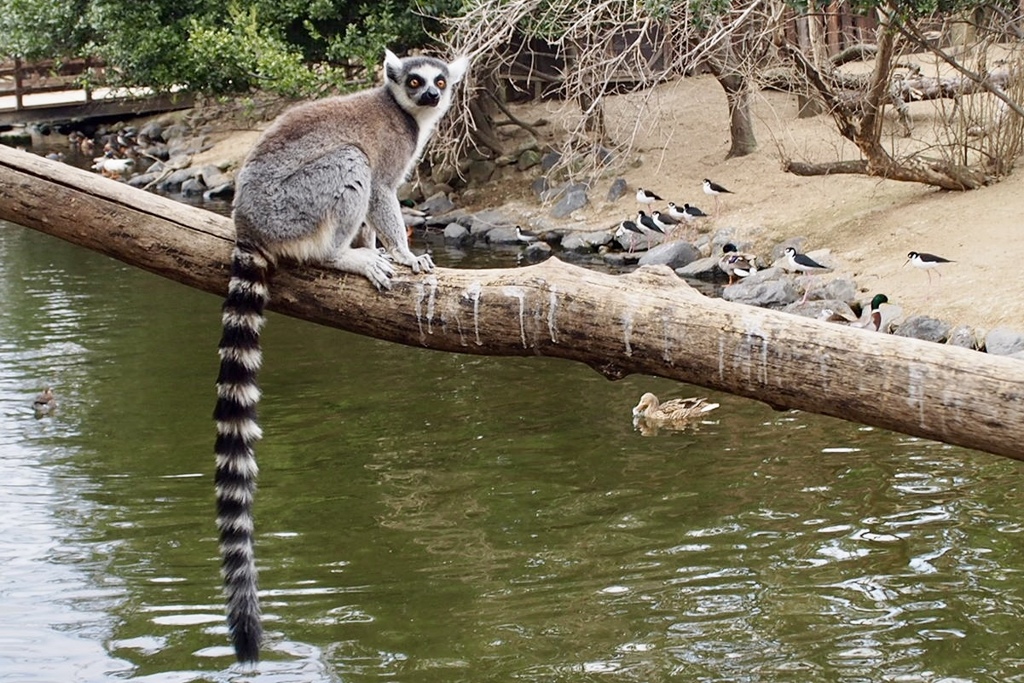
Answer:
[2,0,464,95]
[0,0,91,59]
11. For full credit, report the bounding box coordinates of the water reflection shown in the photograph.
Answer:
[1,220,1022,682]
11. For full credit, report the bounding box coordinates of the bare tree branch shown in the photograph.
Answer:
[435,0,786,179]
[894,19,1024,120]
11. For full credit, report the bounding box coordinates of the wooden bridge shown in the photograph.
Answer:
[0,57,193,127]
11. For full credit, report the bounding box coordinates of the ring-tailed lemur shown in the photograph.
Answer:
[214,49,469,664]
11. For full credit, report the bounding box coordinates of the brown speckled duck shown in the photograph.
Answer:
[631,392,719,429]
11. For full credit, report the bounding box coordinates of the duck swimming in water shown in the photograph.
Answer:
[632,392,719,430]
[33,386,56,417]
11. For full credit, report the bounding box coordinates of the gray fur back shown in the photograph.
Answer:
[233,88,416,254]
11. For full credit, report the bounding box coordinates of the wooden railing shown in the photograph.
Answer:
[0,57,105,111]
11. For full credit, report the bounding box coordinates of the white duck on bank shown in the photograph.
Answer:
[92,151,135,179]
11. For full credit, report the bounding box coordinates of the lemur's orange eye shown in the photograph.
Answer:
[436,78,447,89]
[408,77,422,88]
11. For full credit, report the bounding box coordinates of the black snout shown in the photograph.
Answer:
[417,88,440,106]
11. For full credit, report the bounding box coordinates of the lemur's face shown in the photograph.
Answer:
[384,50,469,113]
[404,63,448,107]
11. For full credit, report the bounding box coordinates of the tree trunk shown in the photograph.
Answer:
[719,73,758,158]
[2,145,1024,461]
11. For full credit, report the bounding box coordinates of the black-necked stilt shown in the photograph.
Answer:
[718,243,758,285]
[905,251,953,285]
[651,210,680,238]
[666,202,688,221]
[682,203,709,221]
[636,211,665,249]
[783,246,829,303]
[615,219,645,252]
[636,188,663,211]
[515,225,539,243]
[636,211,664,234]
[702,178,732,213]
[651,210,680,230]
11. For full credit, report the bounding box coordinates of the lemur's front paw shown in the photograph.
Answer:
[409,253,435,274]
[391,249,434,273]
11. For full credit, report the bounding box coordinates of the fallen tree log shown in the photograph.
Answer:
[2,145,1023,461]
[784,159,868,176]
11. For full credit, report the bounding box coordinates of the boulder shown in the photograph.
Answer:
[550,183,588,218]
[785,299,857,320]
[197,164,232,189]
[486,226,521,244]
[600,250,642,267]
[638,241,701,269]
[138,121,165,142]
[946,325,978,350]
[443,223,472,245]
[607,178,628,202]
[818,278,858,304]
[675,256,720,280]
[893,315,952,343]
[127,172,161,188]
[468,209,515,236]
[562,230,613,251]
[540,151,561,171]
[155,168,195,193]
[465,159,496,184]
[722,279,800,307]
[180,177,206,197]
[738,266,786,285]
[984,327,1024,356]
[530,176,550,200]
[516,149,542,171]
[523,242,552,261]
[419,191,455,216]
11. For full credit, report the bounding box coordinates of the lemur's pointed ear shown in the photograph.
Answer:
[447,55,470,85]
[384,49,402,82]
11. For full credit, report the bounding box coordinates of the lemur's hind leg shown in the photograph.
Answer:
[367,186,435,274]
[308,149,395,289]
[330,213,395,290]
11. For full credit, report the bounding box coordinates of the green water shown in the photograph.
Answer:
[1,220,1022,682]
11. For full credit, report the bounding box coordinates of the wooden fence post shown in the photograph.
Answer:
[13,56,24,111]
[84,55,93,103]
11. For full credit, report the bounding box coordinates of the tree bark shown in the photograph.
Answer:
[718,72,758,159]
[2,145,1024,461]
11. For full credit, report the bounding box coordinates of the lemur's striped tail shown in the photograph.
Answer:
[214,245,273,663]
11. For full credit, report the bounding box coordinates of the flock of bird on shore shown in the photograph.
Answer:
[605,177,955,434]
[42,126,170,179]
